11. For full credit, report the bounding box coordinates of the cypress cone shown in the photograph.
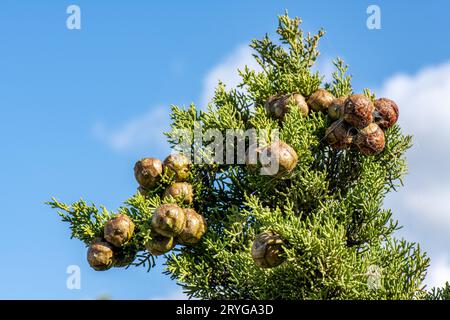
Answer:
[307,88,335,112]
[251,231,285,268]
[145,233,174,256]
[343,94,374,129]
[163,153,190,182]
[260,140,298,175]
[134,157,163,189]
[104,214,135,247]
[328,97,346,120]
[355,123,386,156]
[152,204,186,237]
[374,98,399,129]
[264,93,309,119]
[87,240,114,271]
[163,182,194,205]
[113,249,137,268]
[177,208,207,245]
[325,120,356,150]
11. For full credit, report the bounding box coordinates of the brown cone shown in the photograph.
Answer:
[104,214,135,248]
[325,120,356,150]
[87,240,114,271]
[251,231,285,268]
[264,93,309,119]
[343,94,375,129]
[328,97,346,120]
[177,209,207,245]
[145,233,174,256]
[374,98,399,129]
[152,204,186,237]
[307,89,335,112]
[163,153,190,182]
[163,182,194,205]
[355,123,386,156]
[134,158,163,188]
[113,249,137,268]
[260,140,298,175]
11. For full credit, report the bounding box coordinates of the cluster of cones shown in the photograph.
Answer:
[250,89,399,270]
[265,89,399,156]
[135,154,207,256]
[86,154,207,271]
[87,215,136,271]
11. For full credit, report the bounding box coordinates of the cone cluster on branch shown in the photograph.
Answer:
[87,214,136,271]
[265,89,398,156]
[326,93,398,155]
[135,154,207,257]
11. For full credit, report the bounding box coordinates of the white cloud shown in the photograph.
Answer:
[200,44,261,108]
[427,255,450,288]
[92,105,171,154]
[380,61,450,289]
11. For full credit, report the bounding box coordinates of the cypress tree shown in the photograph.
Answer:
[48,13,446,300]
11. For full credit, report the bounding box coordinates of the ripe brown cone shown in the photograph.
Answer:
[328,97,346,120]
[145,233,174,256]
[307,88,335,112]
[177,209,207,245]
[343,94,375,129]
[163,182,194,205]
[355,123,386,156]
[152,204,186,238]
[251,231,285,268]
[104,214,135,247]
[264,93,309,119]
[260,140,298,175]
[163,153,191,182]
[134,158,163,189]
[113,249,137,268]
[374,98,399,129]
[325,120,355,150]
[87,240,114,271]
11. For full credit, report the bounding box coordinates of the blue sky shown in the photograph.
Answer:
[1,0,450,299]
